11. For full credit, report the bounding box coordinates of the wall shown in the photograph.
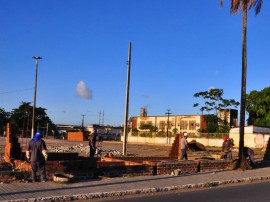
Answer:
[229,126,270,148]
[229,132,270,148]
[123,136,224,147]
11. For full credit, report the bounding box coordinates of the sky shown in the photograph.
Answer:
[0,0,270,127]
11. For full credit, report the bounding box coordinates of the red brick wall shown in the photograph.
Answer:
[169,134,181,158]
[157,160,199,175]
[199,160,231,172]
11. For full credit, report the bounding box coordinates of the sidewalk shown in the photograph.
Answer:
[1,166,270,202]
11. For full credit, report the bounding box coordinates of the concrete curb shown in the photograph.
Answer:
[3,175,270,202]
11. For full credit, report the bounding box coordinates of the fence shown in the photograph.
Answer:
[131,131,228,139]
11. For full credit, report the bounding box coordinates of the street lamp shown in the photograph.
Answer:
[31,56,42,138]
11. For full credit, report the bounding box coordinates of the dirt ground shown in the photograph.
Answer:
[0,136,172,157]
[0,136,173,170]
[0,136,265,183]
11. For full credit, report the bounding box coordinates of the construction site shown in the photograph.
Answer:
[1,123,270,183]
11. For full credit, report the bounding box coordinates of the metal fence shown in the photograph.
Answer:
[131,131,229,139]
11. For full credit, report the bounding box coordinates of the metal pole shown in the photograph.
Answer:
[165,109,171,144]
[81,114,85,131]
[31,56,42,138]
[123,42,132,156]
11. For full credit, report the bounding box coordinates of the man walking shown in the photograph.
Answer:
[180,133,189,160]
[26,130,48,182]
[89,128,98,157]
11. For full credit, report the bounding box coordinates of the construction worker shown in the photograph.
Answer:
[180,133,189,160]
[244,147,255,168]
[89,128,98,157]
[26,130,48,182]
[222,136,233,160]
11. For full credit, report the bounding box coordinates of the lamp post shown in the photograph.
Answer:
[31,56,42,138]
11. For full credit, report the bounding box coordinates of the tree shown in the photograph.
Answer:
[193,88,239,132]
[9,102,56,137]
[220,0,263,170]
[172,128,178,135]
[139,124,157,132]
[246,87,270,126]
[0,108,10,135]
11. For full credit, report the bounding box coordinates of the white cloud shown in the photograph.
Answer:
[76,81,92,99]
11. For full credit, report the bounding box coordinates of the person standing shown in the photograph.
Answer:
[244,147,255,168]
[89,128,98,157]
[222,136,233,160]
[180,133,189,160]
[26,130,48,182]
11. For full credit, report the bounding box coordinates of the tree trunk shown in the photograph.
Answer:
[236,6,249,170]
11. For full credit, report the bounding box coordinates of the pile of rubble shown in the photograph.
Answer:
[47,144,122,156]
[47,144,89,154]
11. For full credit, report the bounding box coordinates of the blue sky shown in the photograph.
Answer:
[0,1,269,126]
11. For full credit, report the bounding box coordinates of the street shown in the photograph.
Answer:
[97,181,270,202]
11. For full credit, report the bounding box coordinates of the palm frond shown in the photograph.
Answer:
[254,0,263,15]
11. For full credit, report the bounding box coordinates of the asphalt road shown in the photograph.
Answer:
[97,181,270,202]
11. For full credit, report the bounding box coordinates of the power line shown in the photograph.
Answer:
[0,88,33,95]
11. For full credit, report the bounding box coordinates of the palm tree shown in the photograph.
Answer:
[220,0,263,170]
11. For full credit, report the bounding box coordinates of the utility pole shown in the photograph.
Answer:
[123,42,132,156]
[81,114,85,131]
[165,109,171,144]
[102,111,104,126]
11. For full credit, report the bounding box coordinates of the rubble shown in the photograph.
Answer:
[47,144,122,156]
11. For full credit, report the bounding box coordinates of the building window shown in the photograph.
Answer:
[181,121,188,130]
[189,121,196,130]
[159,121,165,130]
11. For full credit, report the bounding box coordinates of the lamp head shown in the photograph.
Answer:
[32,56,42,60]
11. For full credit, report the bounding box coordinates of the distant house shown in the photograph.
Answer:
[86,124,122,140]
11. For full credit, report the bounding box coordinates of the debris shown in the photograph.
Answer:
[47,144,122,157]
[171,169,181,176]
[188,140,206,151]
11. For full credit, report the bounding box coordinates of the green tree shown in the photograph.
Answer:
[194,88,239,115]
[193,88,239,132]
[172,128,178,135]
[0,108,10,135]
[220,0,263,170]
[204,114,219,133]
[139,124,157,132]
[246,87,270,126]
[9,102,56,137]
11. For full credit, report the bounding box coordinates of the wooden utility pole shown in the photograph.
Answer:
[123,42,132,156]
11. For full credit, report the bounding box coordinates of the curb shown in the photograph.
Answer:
[3,175,270,202]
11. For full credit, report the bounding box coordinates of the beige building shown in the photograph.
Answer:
[130,108,238,136]
[130,108,207,136]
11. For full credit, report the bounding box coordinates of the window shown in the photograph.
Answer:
[181,121,188,130]
[189,121,196,130]
[159,121,165,130]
